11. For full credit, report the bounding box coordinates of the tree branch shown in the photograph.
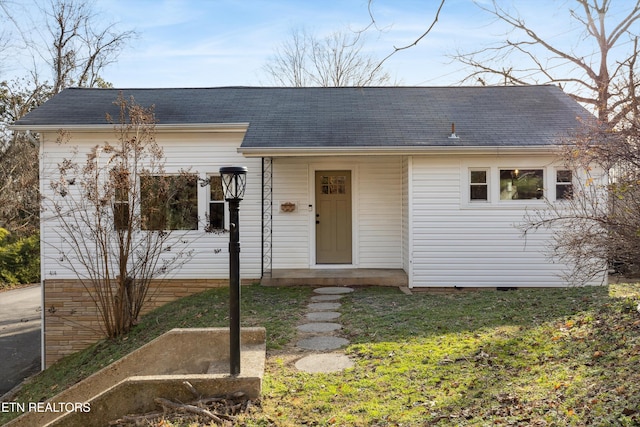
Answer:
[367,0,445,79]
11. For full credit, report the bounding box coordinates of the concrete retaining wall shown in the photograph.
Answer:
[6,327,266,427]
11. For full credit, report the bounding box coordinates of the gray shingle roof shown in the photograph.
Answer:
[13,86,592,148]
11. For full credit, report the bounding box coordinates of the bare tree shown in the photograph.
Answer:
[451,1,640,283]
[0,0,135,236]
[43,0,136,93]
[263,28,310,87]
[0,134,39,235]
[454,0,640,127]
[49,95,195,338]
[263,27,391,87]
[1,0,135,91]
[0,32,10,76]
[522,117,640,284]
[0,78,51,235]
[364,0,445,78]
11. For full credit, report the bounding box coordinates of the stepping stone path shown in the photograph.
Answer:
[294,287,355,373]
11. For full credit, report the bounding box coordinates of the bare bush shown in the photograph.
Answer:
[523,119,640,284]
[49,94,195,337]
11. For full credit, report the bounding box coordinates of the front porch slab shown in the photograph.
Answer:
[261,268,408,287]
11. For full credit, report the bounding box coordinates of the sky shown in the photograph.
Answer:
[0,0,634,89]
[95,0,483,87]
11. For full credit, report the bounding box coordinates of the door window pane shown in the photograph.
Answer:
[321,175,347,194]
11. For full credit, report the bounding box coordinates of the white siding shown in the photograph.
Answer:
[40,131,263,281]
[41,133,604,287]
[271,158,311,268]
[402,156,412,285]
[409,155,605,287]
[357,157,403,268]
[271,156,403,269]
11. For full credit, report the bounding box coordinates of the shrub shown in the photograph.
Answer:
[0,228,40,289]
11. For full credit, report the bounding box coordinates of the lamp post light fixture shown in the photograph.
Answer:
[219,166,247,376]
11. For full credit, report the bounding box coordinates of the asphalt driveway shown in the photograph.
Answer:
[0,285,41,396]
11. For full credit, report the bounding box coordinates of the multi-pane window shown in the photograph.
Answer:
[209,175,225,230]
[140,174,198,230]
[111,167,130,230]
[113,186,129,230]
[556,170,573,200]
[470,170,488,201]
[320,175,347,194]
[499,169,544,200]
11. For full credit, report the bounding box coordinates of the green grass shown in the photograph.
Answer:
[260,285,640,426]
[0,284,311,425]
[2,283,640,426]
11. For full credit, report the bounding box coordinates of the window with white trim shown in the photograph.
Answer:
[469,169,488,201]
[209,175,225,230]
[499,169,544,200]
[111,167,130,230]
[556,170,573,200]
[113,185,129,230]
[140,174,198,230]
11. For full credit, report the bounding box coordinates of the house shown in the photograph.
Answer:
[12,85,604,366]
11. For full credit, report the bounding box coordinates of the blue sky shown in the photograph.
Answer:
[2,0,633,88]
[97,0,482,87]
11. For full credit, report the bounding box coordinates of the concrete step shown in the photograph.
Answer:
[261,268,408,287]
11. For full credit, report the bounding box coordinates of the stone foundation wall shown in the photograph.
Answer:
[42,278,257,367]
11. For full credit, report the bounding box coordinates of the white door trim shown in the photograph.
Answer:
[309,162,358,268]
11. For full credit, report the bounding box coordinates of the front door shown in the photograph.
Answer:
[315,170,352,264]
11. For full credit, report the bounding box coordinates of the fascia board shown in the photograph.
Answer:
[238,145,560,157]
[9,123,250,133]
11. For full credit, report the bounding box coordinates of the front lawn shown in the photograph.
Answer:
[2,283,639,426]
[262,285,640,426]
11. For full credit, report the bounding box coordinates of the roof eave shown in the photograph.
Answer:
[9,123,250,133]
[238,145,561,157]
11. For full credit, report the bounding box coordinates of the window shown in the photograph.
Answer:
[140,174,198,230]
[499,169,544,200]
[209,175,225,230]
[113,185,129,230]
[320,175,347,194]
[470,169,488,201]
[111,167,130,230]
[556,170,573,200]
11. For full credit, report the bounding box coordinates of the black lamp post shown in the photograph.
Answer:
[219,166,247,376]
